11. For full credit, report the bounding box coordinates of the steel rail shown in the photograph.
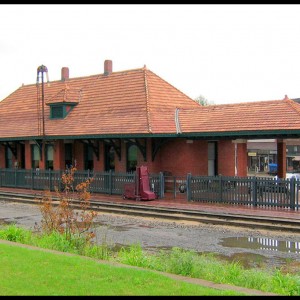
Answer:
[0,191,299,233]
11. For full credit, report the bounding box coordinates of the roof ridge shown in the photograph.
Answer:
[179,99,292,111]
[16,66,147,90]
[209,99,285,107]
[145,69,197,104]
[285,98,300,116]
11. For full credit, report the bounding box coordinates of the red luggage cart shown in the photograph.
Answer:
[123,166,157,201]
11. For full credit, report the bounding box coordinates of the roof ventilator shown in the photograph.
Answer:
[175,107,182,134]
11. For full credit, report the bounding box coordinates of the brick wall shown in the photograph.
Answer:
[157,138,208,176]
[17,137,249,177]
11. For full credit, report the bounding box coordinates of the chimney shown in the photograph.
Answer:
[104,60,112,76]
[61,67,69,81]
[283,94,289,100]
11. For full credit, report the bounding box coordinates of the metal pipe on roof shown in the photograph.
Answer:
[175,108,182,134]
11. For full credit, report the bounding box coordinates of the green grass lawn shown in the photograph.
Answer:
[0,242,244,296]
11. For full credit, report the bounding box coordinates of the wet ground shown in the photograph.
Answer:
[1,200,300,272]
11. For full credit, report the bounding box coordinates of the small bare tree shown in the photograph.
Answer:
[37,167,97,243]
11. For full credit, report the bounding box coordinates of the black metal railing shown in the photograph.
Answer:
[0,168,162,197]
[0,169,299,210]
[188,174,299,210]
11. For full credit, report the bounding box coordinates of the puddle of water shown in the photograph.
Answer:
[215,252,280,269]
[220,236,300,254]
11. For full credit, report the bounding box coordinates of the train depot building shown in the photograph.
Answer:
[1,60,300,181]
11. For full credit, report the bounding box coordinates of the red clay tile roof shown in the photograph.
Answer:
[0,66,201,140]
[0,64,300,140]
[178,99,300,134]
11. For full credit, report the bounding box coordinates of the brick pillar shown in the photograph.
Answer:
[277,139,286,179]
[237,141,248,177]
[74,141,84,170]
[218,140,235,176]
[94,141,104,171]
[25,141,31,169]
[53,140,65,171]
[114,141,125,172]
[233,139,248,177]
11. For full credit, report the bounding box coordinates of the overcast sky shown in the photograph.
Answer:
[1,4,300,105]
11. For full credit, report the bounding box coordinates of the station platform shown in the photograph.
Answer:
[0,186,299,222]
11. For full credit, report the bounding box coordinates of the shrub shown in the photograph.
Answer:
[36,167,98,245]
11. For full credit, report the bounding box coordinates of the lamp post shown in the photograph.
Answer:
[36,65,49,137]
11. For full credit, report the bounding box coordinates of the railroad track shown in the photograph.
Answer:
[0,191,300,233]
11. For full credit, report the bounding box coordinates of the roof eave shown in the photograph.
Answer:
[1,129,300,142]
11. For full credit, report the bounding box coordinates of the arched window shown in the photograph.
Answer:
[31,144,40,169]
[127,144,137,172]
[65,143,73,169]
[46,144,54,170]
[5,146,13,168]
[105,145,115,171]
[84,143,94,171]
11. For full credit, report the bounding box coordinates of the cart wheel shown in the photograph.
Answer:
[178,183,187,193]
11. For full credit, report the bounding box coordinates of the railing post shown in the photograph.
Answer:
[173,176,176,198]
[60,170,63,191]
[109,169,112,195]
[289,177,296,211]
[159,171,164,198]
[31,169,34,190]
[219,175,222,202]
[187,173,191,201]
[50,169,53,191]
[14,168,17,187]
[252,177,257,207]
